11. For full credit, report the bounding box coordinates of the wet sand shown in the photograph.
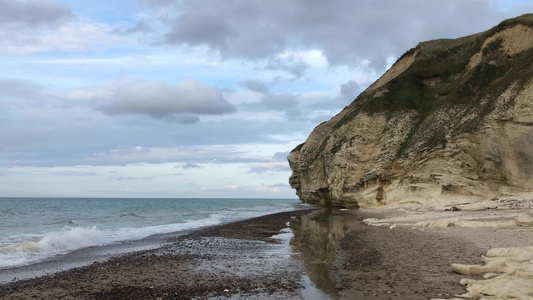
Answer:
[1,207,530,299]
[334,209,483,299]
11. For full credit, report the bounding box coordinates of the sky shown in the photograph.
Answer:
[0,0,531,198]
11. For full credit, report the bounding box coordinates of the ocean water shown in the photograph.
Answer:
[0,197,301,270]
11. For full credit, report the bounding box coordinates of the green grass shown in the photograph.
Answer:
[496,13,533,29]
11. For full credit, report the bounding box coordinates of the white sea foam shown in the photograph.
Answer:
[108,213,224,241]
[0,213,225,269]
[0,226,109,269]
[0,198,299,270]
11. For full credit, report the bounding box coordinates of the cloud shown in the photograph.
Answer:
[242,92,306,121]
[150,0,532,74]
[181,162,203,169]
[0,1,133,55]
[272,151,290,162]
[241,88,352,122]
[115,175,156,181]
[0,99,299,167]
[240,80,270,94]
[97,79,236,121]
[88,145,271,166]
[340,80,361,101]
[256,93,299,112]
[262,183,289,188]
[201,184,284,193]
[0,79,41,98]
[0,78,66,110]
[0,0,73,27]
[0,21,124,55]
[266,56,311,78]
[139,0,176,8]
[248,152,292,174]
[112,21,153,36]
[49,170,97,177]
[0,1,101,55]
[248,162,291,174]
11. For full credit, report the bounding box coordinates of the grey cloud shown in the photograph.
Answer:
[0,78,341,169]
[340,80,361,101]
[240,80,270,94]
[112,21,153,36]
[0,79,41,98]
[241,89,349,122]
[162,1,282,59]
[182,162,203,169]
[0,111,302,167]
[243,92,303,121]
[273,151,289,162]
[266,57,311,78]
[0,78,62,108]
[97,79,236,120]
[154,0,529,73]
[246,152,293,175]
[0,0,73,27]
[258,93,299,111]
[174,114,200,124]
[367,57,389,74]
[139,0,176,8]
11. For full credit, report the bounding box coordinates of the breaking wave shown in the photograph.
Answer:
[0,213,224,269]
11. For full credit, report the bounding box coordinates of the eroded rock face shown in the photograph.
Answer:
[288,15,533,208]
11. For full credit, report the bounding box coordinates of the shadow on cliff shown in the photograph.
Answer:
[289,208,357,299]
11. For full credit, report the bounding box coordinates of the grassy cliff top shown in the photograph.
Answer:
[335,13,533,115]
[331,13,533,155]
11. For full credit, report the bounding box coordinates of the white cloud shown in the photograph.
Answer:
[0,21,127,55]
[248,162,291,174]
[201,184,285,193]
[97,79,236,121]
[88,145,265,166]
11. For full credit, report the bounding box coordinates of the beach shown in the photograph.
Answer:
[1,205,533,299]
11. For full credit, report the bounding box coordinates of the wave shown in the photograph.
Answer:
[118,212,145,218]
[0,214,224,270]
[0,226,109,269]
[49,219,79,226]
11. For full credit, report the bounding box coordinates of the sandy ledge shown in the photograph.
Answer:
[341,200,533,300]
[1,203,532,299]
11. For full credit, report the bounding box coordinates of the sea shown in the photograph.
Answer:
[0,197,302,276]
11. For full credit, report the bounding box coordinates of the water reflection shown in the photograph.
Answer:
[289,208,357,299]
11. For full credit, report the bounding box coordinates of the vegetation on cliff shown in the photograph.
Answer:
[336,14,533,156]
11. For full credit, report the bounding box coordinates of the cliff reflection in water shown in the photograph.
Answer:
[289,208,357,299]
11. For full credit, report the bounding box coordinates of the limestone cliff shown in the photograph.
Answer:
[288,14,533,208]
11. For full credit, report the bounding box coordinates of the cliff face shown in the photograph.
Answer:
[288,14,533,208]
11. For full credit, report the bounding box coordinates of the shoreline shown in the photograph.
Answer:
[0,208,322,299]
[0,202,307,285]
[2,206,532,299]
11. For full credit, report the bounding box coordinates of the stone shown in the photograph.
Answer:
[516,215,533,227]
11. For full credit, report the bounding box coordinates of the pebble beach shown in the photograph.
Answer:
[1,203,532,299]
